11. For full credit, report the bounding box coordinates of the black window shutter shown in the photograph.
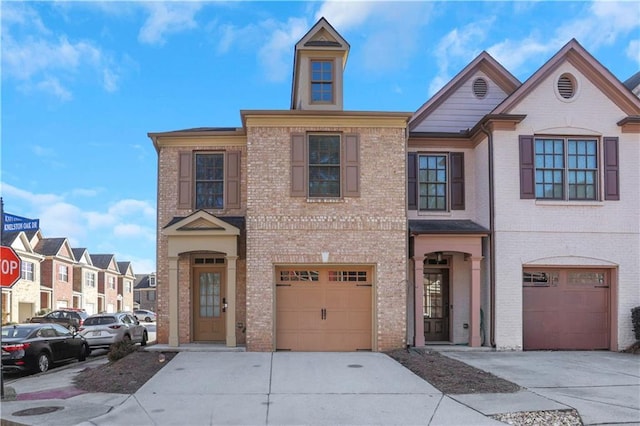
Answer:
[519,135,535,199]
[450,152,465,210]
[603,137,620,200]
[408,152,417,210]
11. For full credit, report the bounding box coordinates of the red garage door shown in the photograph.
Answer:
[523,269,609,350]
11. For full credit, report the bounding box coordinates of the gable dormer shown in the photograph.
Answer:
[291,17,349,111]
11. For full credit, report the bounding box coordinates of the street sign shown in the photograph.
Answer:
[3,213,39,233]
[0,246,21,288]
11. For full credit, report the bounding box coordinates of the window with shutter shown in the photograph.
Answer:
[603,137,619,201]
[290,133,360,198]
[413,152,465,211]
[520,135,608,201]
[177,151,241,209]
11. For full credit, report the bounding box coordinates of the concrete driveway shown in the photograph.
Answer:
[444,350,640,425]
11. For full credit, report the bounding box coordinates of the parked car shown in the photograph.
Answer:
[78,312,148,350]
[1,323,89,373]
[28,309,89,333]
[134,309,156,322]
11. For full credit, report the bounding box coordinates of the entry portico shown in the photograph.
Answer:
[410,220,488,347]
[162,210,241,347]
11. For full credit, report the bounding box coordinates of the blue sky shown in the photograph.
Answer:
[1,1,639,274]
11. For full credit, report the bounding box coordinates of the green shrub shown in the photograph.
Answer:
[108,340,137,362]
[632,307,640,341]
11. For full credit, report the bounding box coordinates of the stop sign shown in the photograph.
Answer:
[0,246,21,288]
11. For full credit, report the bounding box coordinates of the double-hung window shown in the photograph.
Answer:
[177,151,241,210]
[195,153,224,209]
[58,265,68,282]
[534,138,597,200]
[86,272,95,288]
[520,135,619,201]
[407,152,465,211]
[291,133,360,198]
[418,155,448,210]
[308,135,341,197]
[21,261,34,281]
[311,60,333,103]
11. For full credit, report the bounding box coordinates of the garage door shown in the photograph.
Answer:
[523,269,609,350]
[276,267,372,351]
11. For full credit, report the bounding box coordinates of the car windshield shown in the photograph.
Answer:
[84,316,117,326]
[1,326,34,338]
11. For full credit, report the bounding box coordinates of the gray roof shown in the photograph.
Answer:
[90,254,118,271]
[117,261,133,275]
[1,232,19,246]
[623,71,640,91]
[135,274,155,289]
[409,220,489,234]
[34,238,68,257]
[72,248,88,261]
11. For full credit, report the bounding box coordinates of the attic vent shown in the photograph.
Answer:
[472,78,488,99]
[557,73,576,99]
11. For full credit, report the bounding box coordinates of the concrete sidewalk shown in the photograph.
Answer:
[443,350,640,426]
[1,349,638,425]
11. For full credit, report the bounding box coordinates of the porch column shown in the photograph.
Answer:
[168,256,179,347]
[414,256,425,346]
[226,255,238,347]
[469,256,483,347]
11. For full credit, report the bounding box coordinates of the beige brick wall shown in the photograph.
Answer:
[156,143,247,345]
[245,125,407,352]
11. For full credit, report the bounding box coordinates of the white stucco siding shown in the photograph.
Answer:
[413,71,509,133]
[490,62,640,351]
[450,253,471,344]
[473,140,491,229]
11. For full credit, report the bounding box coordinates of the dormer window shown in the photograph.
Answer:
[311,60,334,103]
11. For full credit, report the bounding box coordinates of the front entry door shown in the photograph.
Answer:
[423,269,450,341]
[193,269,226,341]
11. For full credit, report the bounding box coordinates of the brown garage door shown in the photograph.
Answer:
[276,267,372,351]
[523,269,609,350]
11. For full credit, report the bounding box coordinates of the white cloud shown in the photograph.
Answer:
[429,20,491,95]
[138,2,202,45]
[1,3,123,99]
[625,39,640,65]
[258,17,309,82]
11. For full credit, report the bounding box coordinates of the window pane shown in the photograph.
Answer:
[308,135,341,197]
[195,153,224,209]
[418,154,447,211]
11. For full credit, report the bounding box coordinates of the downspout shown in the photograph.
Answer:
[479,122,496,348]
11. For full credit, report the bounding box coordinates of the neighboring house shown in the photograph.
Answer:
[150,18,639,352]
[34,237,76,311]
[117,261,136,312]
[90,254,121,313]
[72,248,100,315]
[134,273,157,312]
[1,231,44,323]
[408,39,640,351]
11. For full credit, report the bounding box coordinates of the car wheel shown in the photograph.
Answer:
[78,344,89,362]
[68,325,77,333]
[36,352,51,373]
[145,317,151,322]
[141,331,148,346]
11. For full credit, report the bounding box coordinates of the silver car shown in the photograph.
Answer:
[134,309,156,322]
[79,313,148,350]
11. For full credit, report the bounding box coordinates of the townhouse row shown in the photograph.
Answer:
[1,228,137,324]
[149,18,637,352]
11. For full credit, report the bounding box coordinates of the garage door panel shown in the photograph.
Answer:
[523,269,609,350]
[276,267,372,352]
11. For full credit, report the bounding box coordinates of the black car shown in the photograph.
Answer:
[1,323,90,373]
[28,309,89,332]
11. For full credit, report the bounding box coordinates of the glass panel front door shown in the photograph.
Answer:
[193,269,225,341]
[423,269,449,341]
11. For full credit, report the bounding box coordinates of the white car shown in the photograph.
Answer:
[79,313,147,350]
[134,309,157,322]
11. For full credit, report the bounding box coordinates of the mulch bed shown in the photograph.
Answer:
[386,347,521,394]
